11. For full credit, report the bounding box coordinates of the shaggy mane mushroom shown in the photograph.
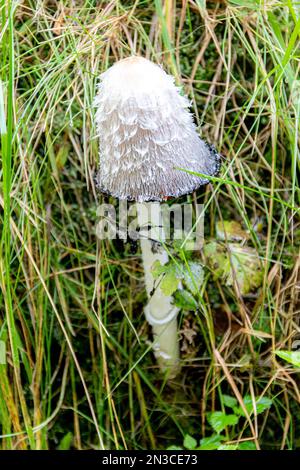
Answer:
[95,56,220,377]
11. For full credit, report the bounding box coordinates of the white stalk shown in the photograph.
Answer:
[137,202,180,377]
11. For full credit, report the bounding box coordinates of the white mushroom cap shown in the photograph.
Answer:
[94,56,220,202]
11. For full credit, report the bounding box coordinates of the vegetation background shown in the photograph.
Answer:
[0,0,300,450]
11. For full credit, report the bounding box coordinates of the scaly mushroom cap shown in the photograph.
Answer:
[94,56,220,202]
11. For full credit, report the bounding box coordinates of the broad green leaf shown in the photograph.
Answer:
[160,266,181,296]
[216,220,248,242]
[198,434,224,450]
[204,242,263,295]
[218,444,238,450]
[151,260,204,297]
[183,434,197,450]
[174,289,198,310]
[238,441,256,450]
[203,241,229,279]
[182,262,204,295]
[229,244,263,295]
[234,396,272,416]
[151,260,181,296]
[222,395,238,409]
[275,350,300,368]
[208,412,239,434]
[151,260,167,278]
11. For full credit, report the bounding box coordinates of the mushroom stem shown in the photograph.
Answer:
[136,202,180,378]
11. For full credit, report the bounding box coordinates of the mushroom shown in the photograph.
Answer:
[95,56,220,377]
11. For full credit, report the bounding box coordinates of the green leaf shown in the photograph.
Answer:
[57,432,73,450]
[204,242,263,295]
[182,262,204,295]
[174,289,198,310]
[152,260,204,297]
[151,260,167,278]
[216,220,248,242]
[199,434,224,450]
[167,445,183,450]
[234,396,272,417]
[151,260,181,296]
[208,412,239,434]
[222,395,238,409]
[218,444,238,450]
[56,142,70,170]
[160,266,181,296]
[183,434,198,450]
[195,0,206,10]
[238,441,256,450]
[275,350,300,368]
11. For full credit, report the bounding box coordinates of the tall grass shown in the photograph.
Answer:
[0,0,299,450]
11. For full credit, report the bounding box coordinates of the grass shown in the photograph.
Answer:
[0,0,299,450]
